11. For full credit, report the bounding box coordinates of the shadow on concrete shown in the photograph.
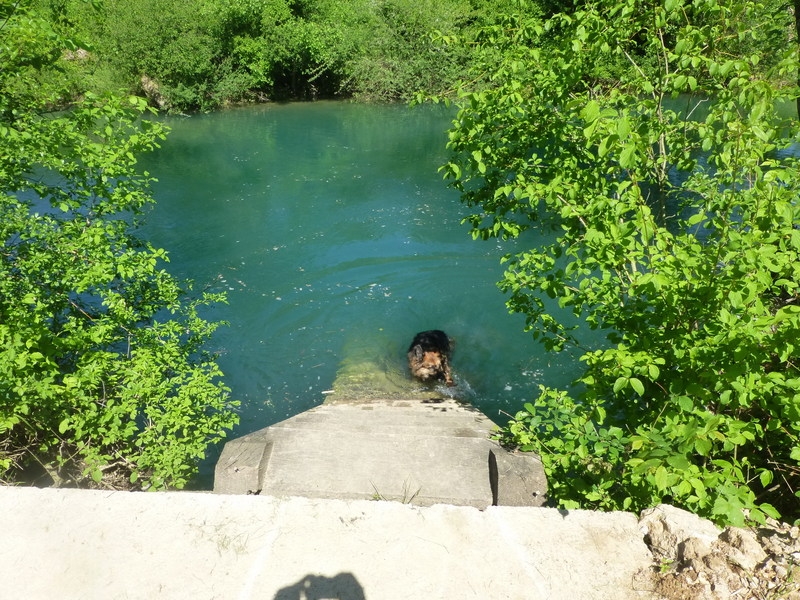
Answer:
[419,396,483,413]
[273,572,365,600]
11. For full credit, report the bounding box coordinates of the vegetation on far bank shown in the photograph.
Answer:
[25,0,544,112]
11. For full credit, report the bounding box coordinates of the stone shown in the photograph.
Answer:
[677,537,712,573]
[488,447,548,507]
[214,438,271,495]
[717,527,768,571]
[639,504,721,562]
[140,75,169,110]
[644,507,800,600]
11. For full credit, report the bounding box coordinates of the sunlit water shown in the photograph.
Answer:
[138,101,583,486]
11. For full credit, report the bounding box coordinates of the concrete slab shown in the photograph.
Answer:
[0,486,659,600]
[214,399,547,508]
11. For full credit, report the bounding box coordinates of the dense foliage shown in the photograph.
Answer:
[1,2,238,489]
[441,0,800,526]
[31,0,546,111]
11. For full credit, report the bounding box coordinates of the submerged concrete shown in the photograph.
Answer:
[214,397,547,508]
[0,486,659,599]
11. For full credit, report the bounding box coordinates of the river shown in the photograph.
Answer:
[139,101,582,486]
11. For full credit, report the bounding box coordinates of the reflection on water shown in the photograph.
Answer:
[139,101,585,486]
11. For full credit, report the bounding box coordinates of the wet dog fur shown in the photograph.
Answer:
[407,330,455,386]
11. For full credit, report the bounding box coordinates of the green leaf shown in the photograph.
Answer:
[582,100,601,123]
[629,377,645,396]
[654,465,669,490]
[619,144,636,169]
[729,291,743,309]
[695,438,712,456]
[666,454,690,470]
[0,35,238,491]
[759,503,780,520]
[759,470,773,488]
[714,500,746,527]
[648,363,660,380]
[616,117,631,138]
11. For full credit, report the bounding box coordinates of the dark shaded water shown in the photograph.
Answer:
[139,101,581,485]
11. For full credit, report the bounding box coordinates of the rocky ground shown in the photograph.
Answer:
[639,505,800,599]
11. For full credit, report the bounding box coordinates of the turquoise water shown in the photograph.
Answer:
[138,101,582,484]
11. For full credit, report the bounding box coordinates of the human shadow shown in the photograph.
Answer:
[273,572,366,600]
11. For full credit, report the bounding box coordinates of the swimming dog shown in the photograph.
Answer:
[407,330,455,386]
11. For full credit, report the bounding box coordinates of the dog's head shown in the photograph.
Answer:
[409,345,446,379]
[408,344,454,385]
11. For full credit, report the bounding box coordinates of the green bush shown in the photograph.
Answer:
[347,0,474,101]
[1,2,238,489]
[443,0,800,526]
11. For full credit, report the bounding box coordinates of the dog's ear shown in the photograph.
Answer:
[411,344,423,360]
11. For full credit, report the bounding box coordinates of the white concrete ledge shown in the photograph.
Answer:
[0,486,658,599]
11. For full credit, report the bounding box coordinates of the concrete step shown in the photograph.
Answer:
[265,401,498,437]
[258,428,497,506]
[214,398,547,509]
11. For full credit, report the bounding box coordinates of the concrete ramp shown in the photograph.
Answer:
[214,398,547,508]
